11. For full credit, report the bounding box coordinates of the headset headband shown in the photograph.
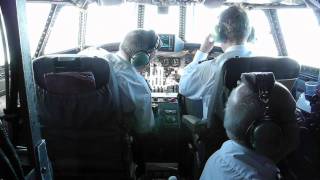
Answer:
[242,72,276,149]
[241,72,275,116]
[147,34,162,54]
[255,72,275,120]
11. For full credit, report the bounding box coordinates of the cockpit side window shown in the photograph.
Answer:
[0,22,5,67]
[26,3,51,55]
[0,8,8,103]
[278,9,320,68]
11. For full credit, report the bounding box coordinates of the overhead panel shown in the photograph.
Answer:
[127,0,202,6]
[27,0,312,8]
[305,0,320,9]
[225,0,305,5]
[69,0,88,7]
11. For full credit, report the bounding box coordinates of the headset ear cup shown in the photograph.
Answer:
[212,25,221,43]
[247,27,256,42]
[218,24,227,43]
[131,52,150,68]
[251,122,283,157]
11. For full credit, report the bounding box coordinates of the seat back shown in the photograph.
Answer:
[178,94,203,119]
[33,54,132,179]
[208,56,300,127]
[224,57,300,91]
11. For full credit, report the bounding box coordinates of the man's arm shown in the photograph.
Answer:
[179,35,215,100]
[179,51,209,99]
[118,76,155,134]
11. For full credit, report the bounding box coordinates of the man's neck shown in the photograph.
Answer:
[233,139,277,164]
[221,41,245,52]
[117,50,129,61]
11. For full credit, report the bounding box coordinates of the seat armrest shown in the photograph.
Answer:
[182,115,207,133]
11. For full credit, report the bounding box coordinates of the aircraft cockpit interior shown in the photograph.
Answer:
[0,0,320,179]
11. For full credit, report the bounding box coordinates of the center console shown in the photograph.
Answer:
[152,92,180,129]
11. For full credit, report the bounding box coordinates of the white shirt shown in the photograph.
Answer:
[79,48,155,133]
[179,45,253,120]
[200,140,280,180]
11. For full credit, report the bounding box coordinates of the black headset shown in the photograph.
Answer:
[242,72,283,154]
[130,34,161,68]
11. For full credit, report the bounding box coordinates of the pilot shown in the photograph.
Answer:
[105,29,161,134]
[107,29,162,178]
[200,72,299,180]
[179,5,254,120]
[79,29,161,134]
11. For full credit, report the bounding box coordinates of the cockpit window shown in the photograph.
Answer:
[144,5,179,36]
[186,4,225,43]
[0,9,8,99]
[26,3,51,55]
[86,3,137,45]
[45,6,80,54]
[0,19,5,66]
[278,9,320,68]
[248,10,278,56]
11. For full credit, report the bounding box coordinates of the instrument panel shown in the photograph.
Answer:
[144,46,223,93]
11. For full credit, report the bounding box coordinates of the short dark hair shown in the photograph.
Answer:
[120,29,159,58]
[218,5,251,44]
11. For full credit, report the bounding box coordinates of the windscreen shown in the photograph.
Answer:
[26,3,51,55]
[278,8,320,68]
[144,5,180,36]
[86,3,137,45]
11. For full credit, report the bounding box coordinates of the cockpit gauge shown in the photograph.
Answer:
[171,58,180,67]
[161,58,170,67]
[183,54,193,65]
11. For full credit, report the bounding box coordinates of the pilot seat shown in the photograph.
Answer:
[33,55,134,179]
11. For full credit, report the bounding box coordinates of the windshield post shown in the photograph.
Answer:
[179,5,186,41]
[78,8,88,51]
[264,9,288,56]
[138,4,145,29]
[0,0,52,178]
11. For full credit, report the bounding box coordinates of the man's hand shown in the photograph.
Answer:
[199,34,215,54]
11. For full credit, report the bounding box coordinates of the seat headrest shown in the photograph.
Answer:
[224,57,300,90]
[44,72,96,94]
[33,54,110,90]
